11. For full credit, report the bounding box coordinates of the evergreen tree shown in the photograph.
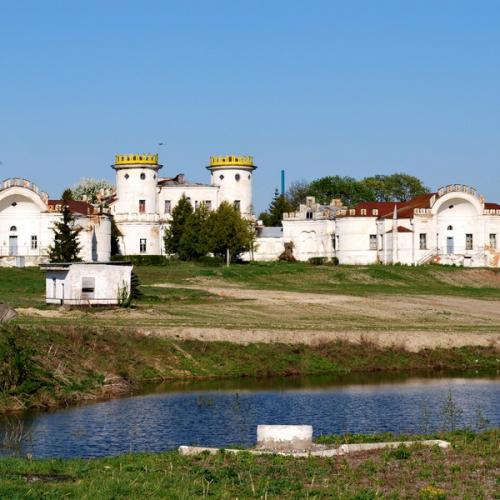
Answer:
[163,195,193,255]
[178,203,212,260]
[48,189,82,262]
[209,202,255,264]
[259,188,294,226]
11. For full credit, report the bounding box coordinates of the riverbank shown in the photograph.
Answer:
[0,429,497,498]
[0,324,498,412]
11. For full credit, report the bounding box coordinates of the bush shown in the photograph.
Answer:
[0,328,36,393]
[308,257,326,266]
[111,255,168,266]
[332,256,339,266]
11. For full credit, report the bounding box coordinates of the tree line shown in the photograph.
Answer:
[260,172,429,226]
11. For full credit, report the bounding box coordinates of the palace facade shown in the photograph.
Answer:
[1,152,499,268]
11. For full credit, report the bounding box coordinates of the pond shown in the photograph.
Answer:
[1,373,498,458]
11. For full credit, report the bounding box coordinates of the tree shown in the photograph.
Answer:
[48,189,82,262]
[286,180,310,209]
[178,203,212,260]
[209,202,255,263]
[361,173,429,202]
[72,178,113,204]
[163,195,193,255]
[259,188,294,227]
[307,176,375,207]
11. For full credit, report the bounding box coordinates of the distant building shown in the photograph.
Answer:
[106,154,256,255]
[0,178,111,267]
[42,262,132,306]
[253,185,500,267]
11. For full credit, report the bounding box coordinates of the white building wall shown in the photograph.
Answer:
[335,217,379,265]
[282,219,335,261]
[158,185,219,220]
[45,263,132,305]
[209,166,254,216]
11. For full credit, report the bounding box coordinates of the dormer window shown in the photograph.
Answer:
[372,209,378,216]
[360,209,367,215]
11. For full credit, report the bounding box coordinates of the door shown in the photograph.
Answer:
[446,237,454,254]
[9,236,18,256]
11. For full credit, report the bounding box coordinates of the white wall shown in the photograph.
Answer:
[114,165,160,215]
[45,263,132,305]
[158,185,219,220]
[209,166,254,216]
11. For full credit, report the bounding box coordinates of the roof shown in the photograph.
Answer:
[485,202,500,210]
[386,225,413,233]
[48,200,96,215]
[347,194,436,219]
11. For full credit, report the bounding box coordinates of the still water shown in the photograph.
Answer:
[1,374,498,458]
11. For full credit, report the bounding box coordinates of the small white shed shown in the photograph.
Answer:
[41,262,133,306]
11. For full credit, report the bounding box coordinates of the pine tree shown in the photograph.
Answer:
[163,195,193,256]
[259,188,294,226]
[48,189,82,262]
[178,203,212,260]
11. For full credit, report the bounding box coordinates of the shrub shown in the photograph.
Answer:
[308,257,326,266]
[0,328,35,393]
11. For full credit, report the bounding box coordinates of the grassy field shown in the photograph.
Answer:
[2,263,500,335]
[0,429,497,498]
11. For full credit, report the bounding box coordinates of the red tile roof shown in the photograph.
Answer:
[48,200,95,215]
[386,225,413,233]
[485,202,500,210]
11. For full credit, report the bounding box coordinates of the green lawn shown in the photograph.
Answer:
[0,430,497,498]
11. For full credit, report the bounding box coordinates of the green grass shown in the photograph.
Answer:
[0,323,498,412]
[135,261,500,298]
[0,429,497,498]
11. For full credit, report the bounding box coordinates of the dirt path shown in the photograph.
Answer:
[137,325,499,352]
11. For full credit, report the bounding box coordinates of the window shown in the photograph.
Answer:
[164,200,171,214]
[124,173,129,179]
[205,200,212,211]
[234,200,241,211]
[82,277,95,293]
[306,211,313,220]
[466,234,473,250]
[447,225,453,231]
[369,234,377,250]
[419,233,427,250]
[140,239,147,253]
[490,233,497,249]
[336,235,340,251]
[235,174,240,181]
[9,226,17,232]
[31,235,38,250]
[140,173,146,180]
[139,200,146,213]
[361,209,367,215]
[332,235,336,251]
[219,175,224,180]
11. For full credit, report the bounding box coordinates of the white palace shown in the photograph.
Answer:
[0,153,499,267]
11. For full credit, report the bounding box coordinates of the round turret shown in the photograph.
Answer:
[112,154,162,215]
[207,155,256,217]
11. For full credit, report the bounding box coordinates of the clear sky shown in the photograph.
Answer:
[1,0,499,212]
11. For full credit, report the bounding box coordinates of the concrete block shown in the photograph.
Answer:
[256,425,313,451]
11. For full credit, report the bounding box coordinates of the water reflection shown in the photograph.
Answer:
[0,374,498,459]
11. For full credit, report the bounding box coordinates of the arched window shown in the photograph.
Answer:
[306,211,313,220]
[447,225,453,231]
[10,226,17,232]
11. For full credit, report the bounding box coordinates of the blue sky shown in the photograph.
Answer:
[1,0,499,211]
